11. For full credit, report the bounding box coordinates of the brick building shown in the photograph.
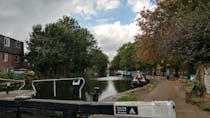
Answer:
[0,34,24,72]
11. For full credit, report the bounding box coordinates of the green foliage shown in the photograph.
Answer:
[136,0,210,67]
[26,16,100,78]
[0,73,25,80]
[187,80,203,96]
[117,93,136,101]
[0,73,9,79]
[116,83,157,101]
[199,102,210,111]
[87,49,109,77]
[110,42,152,71]
[190,97,203,104]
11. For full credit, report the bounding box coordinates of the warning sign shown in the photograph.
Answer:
[115,106,138,116]
[114,101,176,118]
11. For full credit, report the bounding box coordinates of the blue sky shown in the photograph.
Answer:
[73,0,136,26]
[0,0,155,60]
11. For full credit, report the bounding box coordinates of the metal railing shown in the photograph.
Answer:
[0,78,25,95]
[32,77,85,99]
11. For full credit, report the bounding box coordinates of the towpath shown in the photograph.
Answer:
[92,77,210,118]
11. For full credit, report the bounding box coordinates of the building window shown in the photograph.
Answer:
[16,41,21,49]
[15,55,20,63]
[3,53,8,62]
[4,37,10,47]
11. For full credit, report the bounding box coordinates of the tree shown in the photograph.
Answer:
[135,0,210,94]
[110,42,152,72]
[26,16,97,78]
[87,49,109,77]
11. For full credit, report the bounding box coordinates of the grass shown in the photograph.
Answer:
[190,97,203,104]
[199,102,210,111]
[117,83,157,101]
[187,96,210,111]
[117,93,136,101]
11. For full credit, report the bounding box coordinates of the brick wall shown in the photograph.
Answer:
[0,52,23,71]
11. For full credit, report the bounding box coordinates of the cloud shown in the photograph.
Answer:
[91,21,139,60]
[0,0,144,60]
[127,0,152,13]
[96,0,120,10]
[0,0,120,43]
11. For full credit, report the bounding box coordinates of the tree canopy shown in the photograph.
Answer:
[26,16,108,78]
[110,42,152,72]
[136,0,210,67]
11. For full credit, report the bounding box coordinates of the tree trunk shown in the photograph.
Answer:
[162,65,165,76]
[195,62,204,82]
[175,67,179,77]
[154,63,157,76]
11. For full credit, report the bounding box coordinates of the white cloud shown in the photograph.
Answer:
[0,0,143,61]
[96,0,120,10]
[91,21,139,60]
[0,0,120,43]
[127,0,152,13]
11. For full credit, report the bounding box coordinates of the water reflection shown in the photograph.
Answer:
[98,80,117,101]
[34,76,132,101]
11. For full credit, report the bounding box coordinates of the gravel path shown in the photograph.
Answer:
[142,79,210,118]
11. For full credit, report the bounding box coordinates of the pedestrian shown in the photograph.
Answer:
[166,64,170,80]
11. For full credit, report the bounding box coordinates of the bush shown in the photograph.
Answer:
[0,72,25,80]
[187,80,203,96]
[0,73,9,79]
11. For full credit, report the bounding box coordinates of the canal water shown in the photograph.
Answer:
[34,76,132,101]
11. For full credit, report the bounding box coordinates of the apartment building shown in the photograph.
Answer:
[0,34,24,72]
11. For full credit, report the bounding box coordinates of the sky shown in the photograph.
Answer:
[0,0,155,61]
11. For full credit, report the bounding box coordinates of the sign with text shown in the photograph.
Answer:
[115,106,138,116]
[114,101,176,118]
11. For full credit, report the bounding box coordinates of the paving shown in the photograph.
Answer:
[142,78,210,118]
[0,90,33,98]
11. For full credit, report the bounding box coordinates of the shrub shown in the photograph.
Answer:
[0,72,25,80]
[187,80,203,96]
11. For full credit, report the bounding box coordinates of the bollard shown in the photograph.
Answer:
[93,87,100,102]
[6,82,11,94]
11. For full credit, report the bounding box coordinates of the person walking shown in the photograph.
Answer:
[166,64,170,80]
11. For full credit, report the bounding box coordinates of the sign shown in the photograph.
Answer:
[114,101,176,118]
[115,106,138,115]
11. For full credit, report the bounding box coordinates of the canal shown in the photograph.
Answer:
[34,76,132,101]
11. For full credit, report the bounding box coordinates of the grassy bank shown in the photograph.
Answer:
[117,83,157,101]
